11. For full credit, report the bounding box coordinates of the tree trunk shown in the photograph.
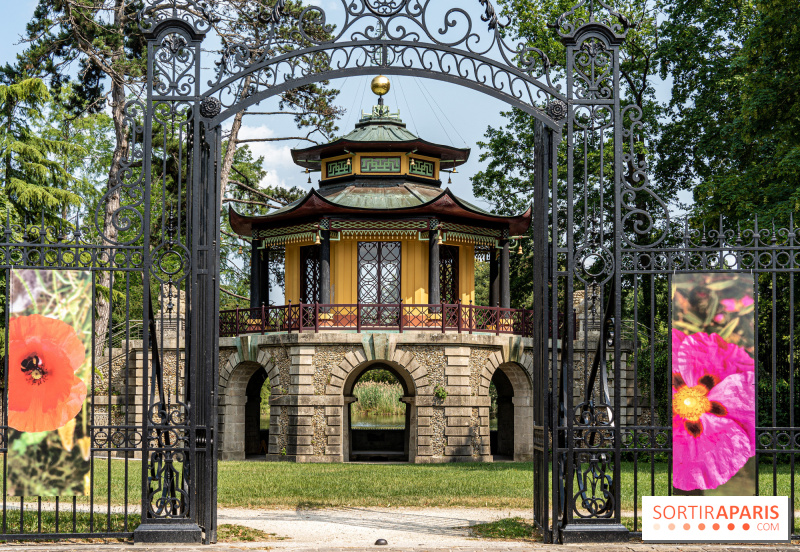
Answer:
[94,76,127,360]
[94,0,128,360]
[219,75,252,205]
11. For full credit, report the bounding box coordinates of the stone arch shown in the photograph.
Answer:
[218,360,267,460]
[482,357,534,461]
[338,357,421,463]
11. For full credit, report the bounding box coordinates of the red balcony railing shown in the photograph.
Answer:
[219,302,576,339]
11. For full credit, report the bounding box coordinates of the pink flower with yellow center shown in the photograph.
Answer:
[672,329,755,491]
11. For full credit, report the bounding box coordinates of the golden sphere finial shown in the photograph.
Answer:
[371,75,391,96]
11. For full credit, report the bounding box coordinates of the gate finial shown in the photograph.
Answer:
[138,0,216,38]
[551,0,633,39]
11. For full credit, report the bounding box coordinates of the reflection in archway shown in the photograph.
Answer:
[348,365,408,462]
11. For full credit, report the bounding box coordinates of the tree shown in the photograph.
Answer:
[218,145,305,308]
[472,0,677,313]
[209,0,342,306]
[655,0,759,225]
[21,0,147,355]
[658,0,800,226]
[0,77,83,223]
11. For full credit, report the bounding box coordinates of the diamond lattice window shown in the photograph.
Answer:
[440,245,459,304]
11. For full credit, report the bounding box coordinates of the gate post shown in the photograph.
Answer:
[135,4,216,544]
[553,7,632,543]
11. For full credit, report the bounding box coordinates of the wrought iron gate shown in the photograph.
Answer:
[2,0,797,545]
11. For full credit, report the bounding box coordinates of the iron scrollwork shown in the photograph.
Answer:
[198,0,562,124]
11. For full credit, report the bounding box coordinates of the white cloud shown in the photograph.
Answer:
[235,123,311,191]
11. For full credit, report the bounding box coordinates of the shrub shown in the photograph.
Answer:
[351,381,405,416]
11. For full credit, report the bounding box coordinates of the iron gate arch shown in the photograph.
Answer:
[3,0,797,546]
[134,0,571,542]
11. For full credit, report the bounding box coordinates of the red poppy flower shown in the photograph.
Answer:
[8,314,87,433]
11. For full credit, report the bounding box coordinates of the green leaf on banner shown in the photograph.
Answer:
[706,280,737,290]
[674,321,703,334]
[718,317,740,340]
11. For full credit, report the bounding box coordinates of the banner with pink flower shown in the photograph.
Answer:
[672,273,756,495]
[7,269,93,496]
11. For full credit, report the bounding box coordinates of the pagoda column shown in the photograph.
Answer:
[489,248,499,307]
[250,240,268,308]
[320,225,331,305]
[428,228,440,307]
[499,237,510,309]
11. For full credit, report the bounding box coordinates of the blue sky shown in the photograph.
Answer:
[0,3,681,211]
[0,3,517,209]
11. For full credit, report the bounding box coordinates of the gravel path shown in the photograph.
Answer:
[217,506,533,549]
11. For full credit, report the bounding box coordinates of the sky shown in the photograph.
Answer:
[0,2,518,211]
[0,2,681,213]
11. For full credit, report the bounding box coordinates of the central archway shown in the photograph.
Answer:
[342,361,417,463]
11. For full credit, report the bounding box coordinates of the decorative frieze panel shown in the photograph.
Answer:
[326,158,352,178]
[409,158,435,178]
[440,222,502,246]
[361,156,401,173]
[254,223,318,246]
[330,219,428,240]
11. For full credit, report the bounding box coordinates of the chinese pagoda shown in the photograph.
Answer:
[220,77,536,464]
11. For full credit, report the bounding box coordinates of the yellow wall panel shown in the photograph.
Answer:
[457,243,475,304]
[284,244,300,304]
[331,240,357,304]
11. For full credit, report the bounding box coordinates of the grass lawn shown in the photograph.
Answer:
[468,517,539,541]
[85,459,799,512]
[219,461,534,508]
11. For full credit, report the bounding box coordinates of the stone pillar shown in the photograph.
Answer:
[320,228,331,305]
[428,229,440,306]
[489,248,499,307]
[513,395,534,461]
[221,394,247,460]
[499,238,510,308]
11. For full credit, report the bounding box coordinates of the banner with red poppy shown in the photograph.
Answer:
[671,273,756,495]
[6,269,93,496]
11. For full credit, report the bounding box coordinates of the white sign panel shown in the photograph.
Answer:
[643,496,790,543]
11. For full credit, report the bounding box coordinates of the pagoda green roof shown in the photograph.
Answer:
[229,184,532,237]
[291,104,470,171]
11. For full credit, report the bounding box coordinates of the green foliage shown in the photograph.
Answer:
[356,368,396,384]
[21,0,146,115]
[434,385,448,401]
[474,260,490,306]
[351,381,405,416]
[657,0,800,226]
[219,145,306,309]
[0,78,84,222]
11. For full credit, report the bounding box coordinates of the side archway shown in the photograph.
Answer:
[486,361,533,461]
[219,360,267,460]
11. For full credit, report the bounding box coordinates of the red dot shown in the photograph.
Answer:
[743,523,750,530]
[713,523,720,530]
[683,523,691,530]
[728,523,735,530]
[668,523,676,530]
[698,523,706,530]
